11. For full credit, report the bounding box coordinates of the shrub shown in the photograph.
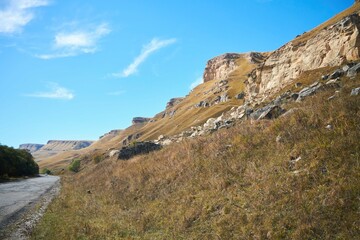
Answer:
[41,168,53,175]
[93,155,103,164]
[68,159,81,173]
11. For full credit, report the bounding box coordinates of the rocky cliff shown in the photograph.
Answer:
[246,10,360,103]
[203,52,266,83]
[19,144,44,153]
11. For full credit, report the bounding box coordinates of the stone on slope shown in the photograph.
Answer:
[351,87,360,95]
[118,142,162,160]
[347,63,360,78]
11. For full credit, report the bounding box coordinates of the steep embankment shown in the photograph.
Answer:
[33,72,360,239]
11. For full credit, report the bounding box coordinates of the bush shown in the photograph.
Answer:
[93,155,103,164]
[0,145,39,178]
[68,159,81,173]
[41,168,53,175]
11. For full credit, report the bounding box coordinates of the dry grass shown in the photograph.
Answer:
[32,75,360,239]
[292,3,360,46]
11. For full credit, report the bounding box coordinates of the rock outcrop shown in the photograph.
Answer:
[246,12,360,103]
[203,52,266,83]
[118,142,162,160]
[154,63,358,146]
[99,129,122,139]
[203,53,241,83]
[19,144,44,153]
[132,117,151,125]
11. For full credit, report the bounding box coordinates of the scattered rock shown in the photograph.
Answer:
[350,87,360,96]
[236,91,245,99]
[326,78,341,85]
[109,150,120,158]
[325,125,333,130]
[296,82,322,101]
[327,68,344,80]
[347,63,360,78]
[118,142,162,160]
[250,105,286,120]
[295,82,302,88]
[321,75,329,80]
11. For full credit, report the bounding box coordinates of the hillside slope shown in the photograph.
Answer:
[38,2,360,171]
[32,71,360,239]
[31,3,360,239]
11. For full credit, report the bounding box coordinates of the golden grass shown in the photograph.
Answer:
[32,75,360,239]
[292,3,360,46]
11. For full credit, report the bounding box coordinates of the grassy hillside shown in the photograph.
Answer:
[292,3,360,46]
[32,74,360,239]
[38,55,257,171]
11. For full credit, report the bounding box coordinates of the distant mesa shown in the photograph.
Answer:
[132,117,151,125]
[41,140,94,151]
[19,144,44,153]
[19,140,94,162]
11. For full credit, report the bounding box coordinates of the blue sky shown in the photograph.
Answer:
[0,0,354,147]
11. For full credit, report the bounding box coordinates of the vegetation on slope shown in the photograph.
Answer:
[0,145,39,178]
[32,76,360,239]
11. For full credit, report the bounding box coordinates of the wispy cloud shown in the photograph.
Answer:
[190,76,203,89]
[0,0,49,34]
[113,38,177,78]
[26,83,74,100]
[36,23,111,59]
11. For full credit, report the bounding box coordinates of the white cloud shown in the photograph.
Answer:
[0,0,49,34]
[36,23,111,59]
[113,38,177,78]
[26,83,74,100]
[190,76,203,89]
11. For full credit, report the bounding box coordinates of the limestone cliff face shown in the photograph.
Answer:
[246,12,360,102]
[203,53,242,82]
[19,144,44,153]
[203,52,266,83]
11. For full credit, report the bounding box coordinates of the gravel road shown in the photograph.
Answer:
[0,175,60,239]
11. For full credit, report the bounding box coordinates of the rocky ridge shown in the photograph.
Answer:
[152,63,360,146]
[19,144,44,153]
[246,11,360,104]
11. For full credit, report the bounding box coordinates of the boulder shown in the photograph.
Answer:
[109,150,120,157]
[250,105,286,120]
[351,87,360,96]
[347,63,360,78]
[235,92,245,99]
[118,142,162,160]
[296,82,322,101]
